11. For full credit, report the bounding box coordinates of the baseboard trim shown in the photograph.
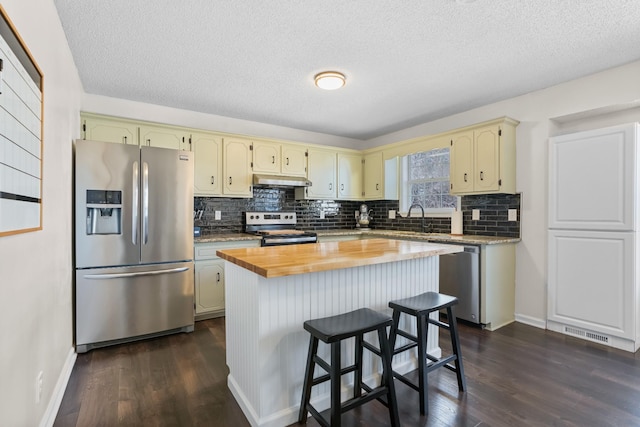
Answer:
[515,314,546,329]
[39,347,77,427]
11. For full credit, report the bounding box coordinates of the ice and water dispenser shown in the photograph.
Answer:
[85,190,122,235]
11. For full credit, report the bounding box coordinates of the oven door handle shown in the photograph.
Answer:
[262,236,317,246]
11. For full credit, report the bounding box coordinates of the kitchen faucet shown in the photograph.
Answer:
[407,203,430,233]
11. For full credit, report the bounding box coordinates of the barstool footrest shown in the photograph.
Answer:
[392,371,420,392]
[393,341,417,355]
[310,363,359,387]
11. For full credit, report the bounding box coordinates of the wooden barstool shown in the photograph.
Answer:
[388,291,466,415]
[298,307,400,427]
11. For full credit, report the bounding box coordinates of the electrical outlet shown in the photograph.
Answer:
[214,210,221,220]
[36,371,43,404]
[472,209,480,221]
[320,210,325,219]
[508,209,517,221]
[389,210,396,219]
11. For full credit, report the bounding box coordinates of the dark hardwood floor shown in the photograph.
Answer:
[54,318,640,427]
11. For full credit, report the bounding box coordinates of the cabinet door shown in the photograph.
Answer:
[83,116,138,145]
[337,153,362,199]
[223,138,253,196]
[193,132,222,196]
[194,259,225,314]
[474,125,500,192]
[140,125,188,150]
[363,152,383,199]
[547,230,634,340]
[549,123,638,231]
[281,144,307,176]
[252,141,281,174]
[305,149,336,199]
[449,131,474,194]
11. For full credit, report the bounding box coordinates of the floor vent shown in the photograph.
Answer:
[564,326,609,344]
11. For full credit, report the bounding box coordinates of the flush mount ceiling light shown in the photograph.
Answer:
[314,71,346,90]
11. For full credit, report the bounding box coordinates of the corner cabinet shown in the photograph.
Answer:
[194,240,261,320]
[363,151,383,199]
[296,148,337,199]
[449,118,518,195]
[223,138,253,197]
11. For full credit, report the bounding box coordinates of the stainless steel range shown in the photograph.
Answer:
[245,212,317,246]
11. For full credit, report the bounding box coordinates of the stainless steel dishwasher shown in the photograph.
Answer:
[439,243,480,324]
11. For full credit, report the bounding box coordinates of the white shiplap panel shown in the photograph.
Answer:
[226,255,441,427]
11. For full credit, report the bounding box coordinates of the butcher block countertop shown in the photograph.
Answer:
[216,238,463,278]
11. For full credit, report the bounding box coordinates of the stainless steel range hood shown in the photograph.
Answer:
[253,174,312,187]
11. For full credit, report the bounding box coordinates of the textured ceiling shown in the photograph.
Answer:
[53,0,640,140]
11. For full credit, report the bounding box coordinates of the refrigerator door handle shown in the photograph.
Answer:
[132,161,139,244]
[83,267,189,280]
[142,161,149,245]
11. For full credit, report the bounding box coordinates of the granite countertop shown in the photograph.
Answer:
[317,229,521,245]
[216,238,463,278]
[194,229,520,245]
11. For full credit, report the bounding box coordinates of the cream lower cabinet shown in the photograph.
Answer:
[449,118,518,195]
[194,240,260,320]
[81,114,138,145]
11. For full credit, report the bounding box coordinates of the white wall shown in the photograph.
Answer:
[367,60,640,327]
[0,1,83,426]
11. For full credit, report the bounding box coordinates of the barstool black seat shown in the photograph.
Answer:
[388,291,466,415]
[298,307,400,427]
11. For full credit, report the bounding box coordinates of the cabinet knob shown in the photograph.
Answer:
[272,155,275,164]
[329,183,332,191]
[229,177,232,185]
[211,176,215,185]
[286,157,290,165]
[464,173,468,182]
[216,272,221,282]
[480,171,484,181]
[341,184,344,191]
[123,136,127,144]
[376,183,379,190]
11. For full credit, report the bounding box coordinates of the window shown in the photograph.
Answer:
[400,148,458,214]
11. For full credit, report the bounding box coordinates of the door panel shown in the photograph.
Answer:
[75,140,140,268]
[141,146,194,263]
[549,123,638,231]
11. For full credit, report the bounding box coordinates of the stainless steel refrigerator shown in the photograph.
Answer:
[74,139,194,353]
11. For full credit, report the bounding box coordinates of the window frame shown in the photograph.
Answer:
[399,148,459,217]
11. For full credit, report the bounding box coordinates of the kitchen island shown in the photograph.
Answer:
[217,238,463,427]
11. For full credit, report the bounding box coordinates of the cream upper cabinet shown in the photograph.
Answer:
[296,148,336,199]
[281,144,307,176]
[252,141,281,174]
[449,118,517,195]
[82,115,138,145]
[337,152,363,200]
[192,132,222,196]
[223,137,253,197]
[253,141,307,176]
[363,151,383,199]
[139,125,190,150]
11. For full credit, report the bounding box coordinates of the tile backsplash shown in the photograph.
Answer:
[194,188,520,238]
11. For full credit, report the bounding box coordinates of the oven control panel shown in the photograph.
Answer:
[245,211,297,225]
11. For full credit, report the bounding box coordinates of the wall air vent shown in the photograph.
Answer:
[564,326,610,344]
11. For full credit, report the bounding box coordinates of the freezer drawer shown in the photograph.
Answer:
[75,261,194,352]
